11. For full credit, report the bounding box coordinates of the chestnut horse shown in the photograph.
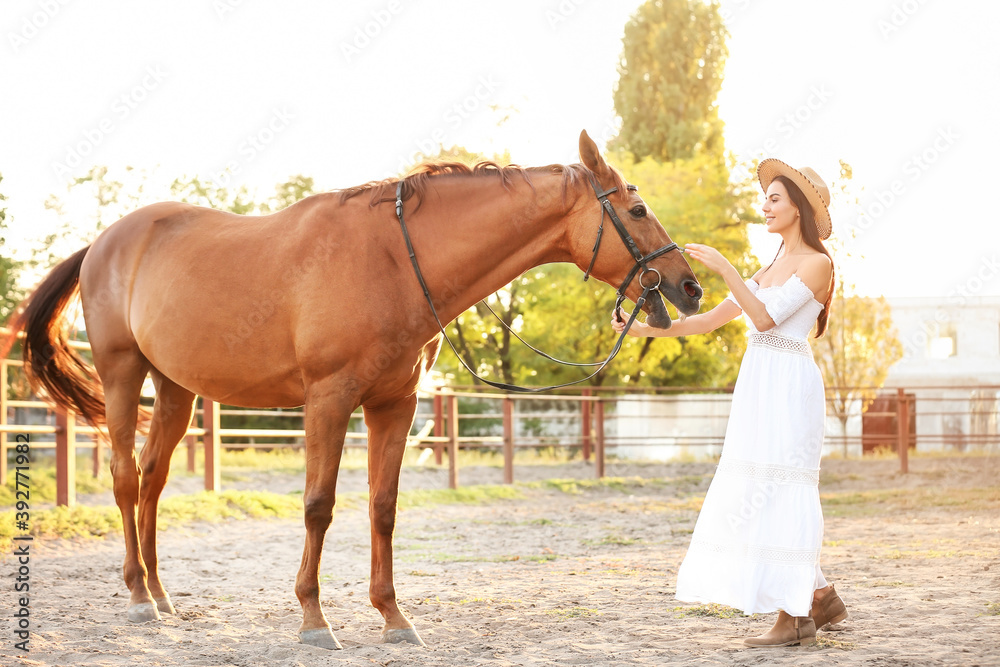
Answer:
[7,131,701,649]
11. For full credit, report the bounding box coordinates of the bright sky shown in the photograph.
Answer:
[2,0,998,300]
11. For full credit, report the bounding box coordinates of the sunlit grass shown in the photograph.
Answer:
[824,447,997,461]
[0,481,538,551]
[816,636,858,650]
[397,485,524,509]
[672,603,743,619]
[401,551,556,564]
[821,486,1000,517]
[543,606,603,619]
[0,488,305,551]
[527,475,671,495]
[584,533,642,546]
[859,580,914,588]
[869,547,998,560]
[0,453,116,506]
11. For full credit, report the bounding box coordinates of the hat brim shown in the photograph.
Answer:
[757,159,832,240]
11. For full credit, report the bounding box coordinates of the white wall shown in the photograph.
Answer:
[886,296,1000,387]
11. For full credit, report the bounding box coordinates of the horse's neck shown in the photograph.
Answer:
[412,175,576,324]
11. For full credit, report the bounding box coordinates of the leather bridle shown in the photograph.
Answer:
[582,176,680,324]
[393,175,681,393]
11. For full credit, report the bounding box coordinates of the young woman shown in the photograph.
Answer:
[612,159,847,647]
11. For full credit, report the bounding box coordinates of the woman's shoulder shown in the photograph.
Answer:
[796,252,832,276]
[794,253,832,299]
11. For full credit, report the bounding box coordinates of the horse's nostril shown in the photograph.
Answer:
[683,280,701,299]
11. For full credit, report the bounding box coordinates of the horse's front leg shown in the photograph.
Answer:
[363,395,425,646]
[295,380,352,649]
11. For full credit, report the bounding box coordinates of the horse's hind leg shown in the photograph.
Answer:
[364,395,424,646]
[137,371,196,616]
[94,346,158,622]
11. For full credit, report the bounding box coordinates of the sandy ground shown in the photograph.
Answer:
[3,455,999,666]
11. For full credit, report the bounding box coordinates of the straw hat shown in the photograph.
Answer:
[757,159,832,240]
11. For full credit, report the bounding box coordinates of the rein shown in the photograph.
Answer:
[392,176,680,393]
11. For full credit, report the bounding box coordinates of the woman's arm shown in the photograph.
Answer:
[723,267,776,332]
[611,298,743,338]
[687,245,831,332]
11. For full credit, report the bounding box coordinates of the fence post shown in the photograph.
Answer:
[0,360,7,486]
[186,434,197,473]
[92,432,103,478]
[897,387,909,474]
[581,388,592,462]
[433,393,444,465]
[448,392,459,490]
[203,398,221,492]
[55,408,77,507]
[502,396,514,484]
[595,398,605,479]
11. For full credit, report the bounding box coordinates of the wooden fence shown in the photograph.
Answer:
[2,333,997,506]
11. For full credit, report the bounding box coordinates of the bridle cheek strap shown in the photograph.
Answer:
[583,179,679,322]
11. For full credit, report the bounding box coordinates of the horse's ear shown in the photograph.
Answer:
[579,130,610,179]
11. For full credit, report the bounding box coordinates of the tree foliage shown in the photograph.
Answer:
[169,173,316,215]
[815,285,904,436]
[0,174,24,325]
[814,160,905,439]
[36,167,318,271]
[611,0,729,162]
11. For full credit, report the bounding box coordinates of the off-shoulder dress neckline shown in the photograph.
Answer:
[750,274,821,306]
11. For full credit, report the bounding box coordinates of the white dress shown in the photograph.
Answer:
[675,274,828,617]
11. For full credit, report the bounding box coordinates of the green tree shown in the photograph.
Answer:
[814,160,904,451]
[0,174,24,325]
[38,166,153,269]
[38,167,318,268]
[815,285,904,451]
[169,174,316,214]
[611,0,729,162]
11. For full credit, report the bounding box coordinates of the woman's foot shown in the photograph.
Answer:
[743,610,817,647]
[811,584,849,629]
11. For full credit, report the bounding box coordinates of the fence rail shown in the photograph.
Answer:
[2,347,998,505]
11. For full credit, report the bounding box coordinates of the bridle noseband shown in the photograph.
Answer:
[393,176,681,392]
[582,177,679,323]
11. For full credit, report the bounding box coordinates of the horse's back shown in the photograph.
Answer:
[80,195,371,406]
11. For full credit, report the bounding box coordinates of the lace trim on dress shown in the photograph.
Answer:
[748,332,812,357]
[716,459,820,485]
[687,537,822,565]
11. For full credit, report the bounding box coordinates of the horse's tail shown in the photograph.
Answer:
[1,245,108,430]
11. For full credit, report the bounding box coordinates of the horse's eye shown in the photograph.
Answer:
[630,206,646,218]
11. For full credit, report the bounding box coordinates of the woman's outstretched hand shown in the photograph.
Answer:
[610,309,650,337]
[684,243,733,276]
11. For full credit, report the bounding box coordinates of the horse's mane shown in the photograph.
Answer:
[337,160,628,211]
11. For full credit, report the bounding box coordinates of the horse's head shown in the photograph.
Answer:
[570,130,702,329]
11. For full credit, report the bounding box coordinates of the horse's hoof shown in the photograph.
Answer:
[154,596,176,615]
[298,627,343,650]
[127,602,162,623]
[382,627,426,646]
